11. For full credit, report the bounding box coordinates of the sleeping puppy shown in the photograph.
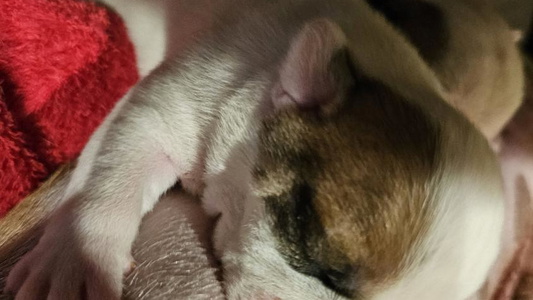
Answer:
[5,0,523,299]
[367,0,524,142]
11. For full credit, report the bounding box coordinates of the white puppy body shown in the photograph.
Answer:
[7,0,517,299]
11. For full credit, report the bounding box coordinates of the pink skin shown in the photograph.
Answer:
[485,78,533,299]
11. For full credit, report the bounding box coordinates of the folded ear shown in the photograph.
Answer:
[272,19,352,111]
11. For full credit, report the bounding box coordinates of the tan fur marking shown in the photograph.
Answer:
[258,78,440,293]
[311,94,438,288]
[0,164,72,256]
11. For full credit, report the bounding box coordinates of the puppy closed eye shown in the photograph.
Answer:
[292,260,360,298]
[265,182,361,297]
[315,266,360,298]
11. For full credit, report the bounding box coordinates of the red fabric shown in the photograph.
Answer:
[0,0,139,216]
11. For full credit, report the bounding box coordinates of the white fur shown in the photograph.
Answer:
[63,91,131,200]
[373,118,504,300]
[7,0,507,299]
[96,0,167,77]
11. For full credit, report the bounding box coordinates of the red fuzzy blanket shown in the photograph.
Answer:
[0,0,139,216]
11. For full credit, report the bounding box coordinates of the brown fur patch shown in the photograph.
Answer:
[256,76,440,297]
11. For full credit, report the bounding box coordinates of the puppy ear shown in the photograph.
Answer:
[272,19,351,111]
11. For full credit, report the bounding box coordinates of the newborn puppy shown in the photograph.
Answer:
[367,0,524,141]
[5,0,522,299]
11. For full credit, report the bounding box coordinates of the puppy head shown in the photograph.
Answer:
[213,15,504,300]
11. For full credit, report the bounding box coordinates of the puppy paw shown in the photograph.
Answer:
[5,220,132,300]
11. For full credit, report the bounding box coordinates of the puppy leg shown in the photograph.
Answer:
[487,61,533,300]
[5,65,202,299]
